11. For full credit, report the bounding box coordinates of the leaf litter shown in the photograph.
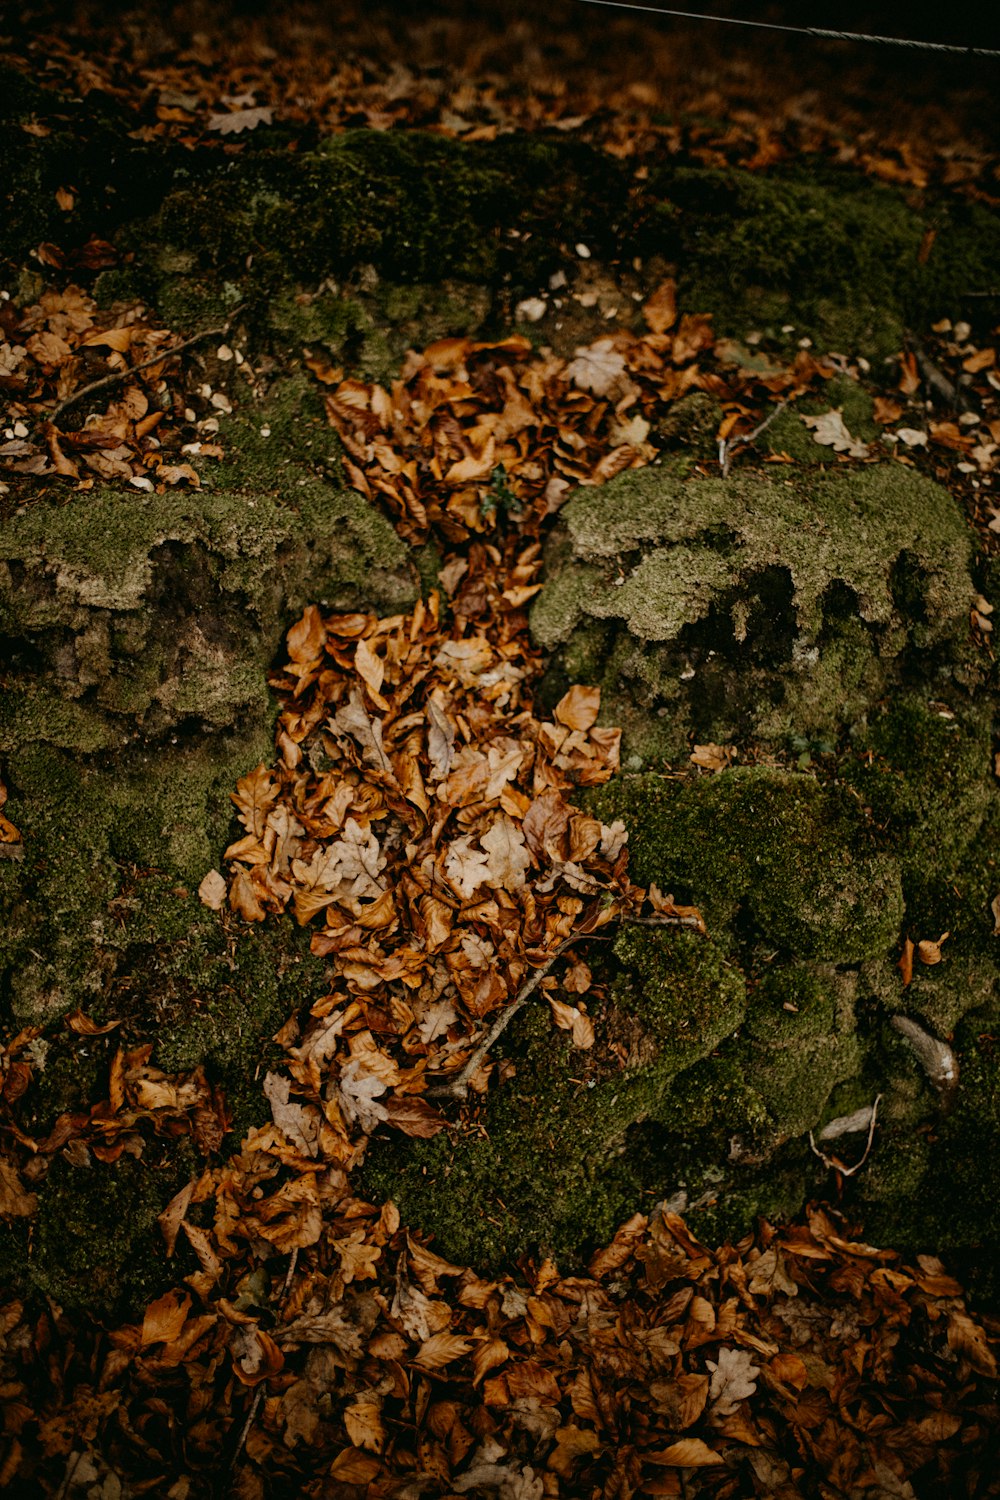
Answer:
[3,18,1000,1490]
[3,323,999,1489]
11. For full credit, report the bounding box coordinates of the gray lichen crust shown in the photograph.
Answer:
[532,465,975,761]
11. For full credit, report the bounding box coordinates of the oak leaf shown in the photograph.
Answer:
[481,814,531,891]
[566,339,627,396]
[207,105,274,134]
[801,409,870,458]
[707,1345,760,1415]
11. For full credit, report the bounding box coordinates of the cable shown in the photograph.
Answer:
[571,0,1000,58]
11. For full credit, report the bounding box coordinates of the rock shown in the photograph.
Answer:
[532,464,976,764]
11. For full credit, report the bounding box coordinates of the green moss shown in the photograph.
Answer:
[650,165,1000,357]
[611,927,746,1071]
[853,1020,1000,1302]
[27,1150,197,1319]
[534,464,974,759]
[765,377,879,463]
[592,767,903,961]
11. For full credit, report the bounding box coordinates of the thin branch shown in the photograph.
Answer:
[427,934,589,1101]
[809,1093,881,1177]
[427,906,706,1102]
[230,1388,265,1472]
[719,400,789,476]
[621,912,706,932]
[228,1245,299,1474]
[50,310,243,426]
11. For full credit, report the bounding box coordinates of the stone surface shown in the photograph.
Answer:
[532,465,979,764]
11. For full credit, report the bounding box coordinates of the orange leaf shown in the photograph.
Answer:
[647,1438,725,1467]
[554,684,601,731]
[141,1290,191,1348]
[898,937,914,988]
[643,279,678,335]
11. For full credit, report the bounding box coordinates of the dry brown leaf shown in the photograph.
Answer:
[898,936,915,987]
[917,932,950,965]
[140,1290,191,1349]
[198,869,228,910]
[801,409,870,458]
[647,1438,725,1467]
[690,742,731,772]
[707,1346,759,1416]
[207,105,274,134]
[413,1333,473,1370]
[554,684,601,731]
[0,1160,38,1219]
[643,279,678,334]
[548,997,595,1049]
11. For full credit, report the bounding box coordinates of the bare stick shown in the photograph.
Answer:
[809,1093,881,1177]
[50,311,243,425]
[228,1245,299,1473]
[622,912,706,933]
[719,400,789,476]
[908,334,978,415]
[427,907,706,1102]
[230,1388,264,1472]
[428,935,585,1101]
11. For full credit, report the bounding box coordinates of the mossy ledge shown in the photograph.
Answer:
[532,464,980,764]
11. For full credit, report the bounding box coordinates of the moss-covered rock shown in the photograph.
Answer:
[361,930,749,1268]
[532,464,977,763]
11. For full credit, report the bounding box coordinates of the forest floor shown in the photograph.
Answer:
[1,3,999,1497]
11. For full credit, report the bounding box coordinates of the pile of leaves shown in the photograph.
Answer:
[2,1188,998,1496]
[2,535,999,1494]
[0,282,237,491]
[4,0,997,201]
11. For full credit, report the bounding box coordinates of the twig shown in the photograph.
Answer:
[809,1093,881,1177]
[50,311,243,426]
[230,1388,265,1473]
[427,907,706,1102]
[907,334,978,415]
[54,1449,86,1500]
[427,935,589,1101]
[228,1245,299,1474]
[718,400,789,476]
[621,912,706,932]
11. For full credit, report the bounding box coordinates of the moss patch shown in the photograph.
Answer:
[533,464,975,761]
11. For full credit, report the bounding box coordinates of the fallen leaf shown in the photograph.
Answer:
[690,742,731,772]
[643,279,677,334]
[481,814,531,891]
[566,338,627,396]
[198,869,228,910]
[548,997,595,1049]
[413,1333,473,1370]
[898,936,914,987]
[707,1346,759,1416]
[0,1160,38,1218]
[141,1290,191,1349]
[207,105,274,135]
[917,932,949,965]
[647,1438,725,1467]
[554,684,601,731]
[801,409,870,458]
